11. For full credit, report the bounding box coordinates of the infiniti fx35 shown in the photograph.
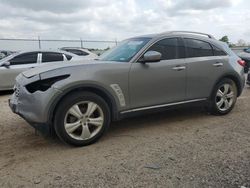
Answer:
[9,31,246,146]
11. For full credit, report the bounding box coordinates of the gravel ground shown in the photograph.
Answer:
[0,88,250,188]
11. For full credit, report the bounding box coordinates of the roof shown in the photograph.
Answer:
[14,49,77,56]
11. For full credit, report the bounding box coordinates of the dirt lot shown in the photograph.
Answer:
[0,88,250,188]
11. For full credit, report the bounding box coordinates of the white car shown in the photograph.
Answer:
[60,47,98,59]
[0,50,81,90]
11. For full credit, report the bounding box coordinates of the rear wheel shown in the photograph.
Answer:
[209,78,237,115]
[54,91,110,146]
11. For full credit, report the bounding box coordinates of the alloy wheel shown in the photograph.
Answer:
[64,101,104,140]
[215,83,235,112]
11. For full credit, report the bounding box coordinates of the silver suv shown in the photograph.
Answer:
[9,31,245,146]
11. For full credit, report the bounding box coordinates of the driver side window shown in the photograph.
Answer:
[147,38,183,60]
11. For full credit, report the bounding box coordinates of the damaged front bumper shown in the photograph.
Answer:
[8,73,62,135]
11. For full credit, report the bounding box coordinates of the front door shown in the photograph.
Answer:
[0,52,38,89]
[129,38,187,109]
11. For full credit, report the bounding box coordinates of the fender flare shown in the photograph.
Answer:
[47,83,120,125]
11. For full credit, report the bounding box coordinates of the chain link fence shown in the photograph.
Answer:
[0,37,118,54]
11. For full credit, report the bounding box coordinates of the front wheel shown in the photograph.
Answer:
[208,78,238,115]
[54,91,111,146]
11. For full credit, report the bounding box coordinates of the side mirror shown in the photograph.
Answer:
[139,51,161,63]
[2,61,10,67]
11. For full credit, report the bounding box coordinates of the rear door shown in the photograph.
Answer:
[184,38,228,99]
[0,52,38,89]
[129,38,187,109]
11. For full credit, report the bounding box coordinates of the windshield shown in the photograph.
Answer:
[99,37,151,62]
[0,52,19,63]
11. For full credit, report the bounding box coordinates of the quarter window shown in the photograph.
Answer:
[212,45,227,56]
[42,52,63,63]
[10,53,38,65]
[185,39,213,58]
[148,38,184,60]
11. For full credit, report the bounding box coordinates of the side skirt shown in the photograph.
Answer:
[118,98,208,120]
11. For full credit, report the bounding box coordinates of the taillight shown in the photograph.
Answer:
[237,59,246,67]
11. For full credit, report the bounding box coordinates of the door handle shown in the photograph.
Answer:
[172,66,186,71]
[213,62,223,67]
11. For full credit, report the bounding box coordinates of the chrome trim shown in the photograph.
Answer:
[110,84,126,107]
[120,98,207,114]
[213,62,223,67]
[169,31,215,39]
[172,66,186,71]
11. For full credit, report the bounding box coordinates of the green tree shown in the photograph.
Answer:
[219,36,229,44]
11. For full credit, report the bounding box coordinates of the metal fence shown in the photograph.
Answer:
[0,37,118,51]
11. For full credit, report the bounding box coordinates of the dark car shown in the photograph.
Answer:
[247,72,250,85]
[237,48,250,73]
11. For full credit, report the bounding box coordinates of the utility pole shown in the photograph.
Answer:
[115,38,118,46]
[38,36,41,49]
[80,38,83,48]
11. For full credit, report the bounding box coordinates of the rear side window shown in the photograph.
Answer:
[185,39,213,58]
[10,53,38,65]
[42,52,63,63]
[65,49,89,56]
[212,45,227,56]
[148,38,185,60]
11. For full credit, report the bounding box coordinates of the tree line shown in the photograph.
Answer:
[219,36,249,47]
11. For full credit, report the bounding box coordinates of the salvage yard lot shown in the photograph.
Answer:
[0,88,250,187]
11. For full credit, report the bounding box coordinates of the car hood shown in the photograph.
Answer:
[22,60,108,78]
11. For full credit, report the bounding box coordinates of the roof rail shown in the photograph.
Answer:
[169,31,215,39]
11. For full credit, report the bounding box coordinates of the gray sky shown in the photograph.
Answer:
[0,0,249,50]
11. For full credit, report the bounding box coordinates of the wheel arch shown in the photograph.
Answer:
[212,73,243,98]
[48,84,120,126]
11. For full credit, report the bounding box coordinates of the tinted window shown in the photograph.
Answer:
[148,38,185,60]
[65,49,89,56]
[148,38,178,60]
[212,45,227,56]
[10,53,38,65]
[42,52,63,63]
[185,39,213,58]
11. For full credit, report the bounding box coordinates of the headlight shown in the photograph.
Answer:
[25,75,70,93]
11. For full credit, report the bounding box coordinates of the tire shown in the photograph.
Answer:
[54,91,111,146]
[208,78,238,115]
[247,73,250,86]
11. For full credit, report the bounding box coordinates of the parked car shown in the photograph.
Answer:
[60,47,98,59]
[9,31,245,146]
[236,47,250,73]
[0,52,5,59]
[0,50,80,90]
[247,72,250,85]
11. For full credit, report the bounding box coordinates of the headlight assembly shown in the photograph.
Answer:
[25,75,70,93]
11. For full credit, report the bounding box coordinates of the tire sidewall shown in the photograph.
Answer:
[54,92,110,146]
[210,78,237,115]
